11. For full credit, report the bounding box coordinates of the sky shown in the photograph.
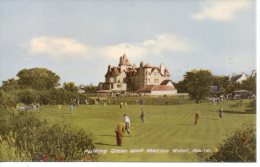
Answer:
[0,0,256,86]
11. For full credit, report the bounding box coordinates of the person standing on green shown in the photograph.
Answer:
[140,108,145,123]
[115,122,125,146]
[219,107,223,119]
[194,111,200,125]
[124,113,131,136]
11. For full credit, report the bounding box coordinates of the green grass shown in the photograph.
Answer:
[36,99,255,162]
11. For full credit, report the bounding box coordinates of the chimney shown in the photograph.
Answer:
[140,61,144,68]
[108,65,111,72]
[160,63,165,75]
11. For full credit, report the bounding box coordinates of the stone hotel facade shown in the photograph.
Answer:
[98,55,177,95]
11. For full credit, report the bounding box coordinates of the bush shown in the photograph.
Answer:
[198,122,256,162]
[246,99,256,113]
[0,134,31,161]
[16,88,39,105]
[3,88,93,106]
[0,107,97,161]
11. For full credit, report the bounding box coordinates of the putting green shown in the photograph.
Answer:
[38,99,255,162]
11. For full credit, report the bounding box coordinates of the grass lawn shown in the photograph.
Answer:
[37,99,255,162]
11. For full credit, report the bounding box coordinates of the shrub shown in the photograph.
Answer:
[0,134,31,161]
[16,88,39,105]
[0,107,97,161]
[246,99,256,113]
[198,122,256,162]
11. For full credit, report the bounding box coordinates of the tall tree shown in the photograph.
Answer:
[184,70,213,103]
[16,68,60,90]
[1,78,18,91]
[175,79,188,93]
[212,75,231,95]
[83,84,97,93]
[63,82,78,92]
[241,76,256,94]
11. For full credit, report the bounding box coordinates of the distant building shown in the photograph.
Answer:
[98,54,177,95]
[228,70,256,84]
[229,73,249,84]
[251,69,256,78]
[232,90,253,99]
[77,85,85,94]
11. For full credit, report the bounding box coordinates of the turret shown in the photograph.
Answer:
[119,54,131,66]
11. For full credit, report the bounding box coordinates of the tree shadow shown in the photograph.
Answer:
[177,124,194,126]
[61,112,72,114]
[224,110,254,114]
[95,142,118,146]
[98,134,115,137]
[203,118,219,120]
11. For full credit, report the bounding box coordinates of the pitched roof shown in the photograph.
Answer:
[233,90,252,93]
[230,74,242,82]
[105,67,121,77]
[113,67,120,76]
[160,80,173,85]
[152,85,176,91]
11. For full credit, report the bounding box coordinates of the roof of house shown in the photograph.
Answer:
[152,85,176,91]
[233,90,252,93]
[230,73,249,82]
[230,74,243,82]
[105,67,121,77]
[160,80,174,85]
[105,56,171,77]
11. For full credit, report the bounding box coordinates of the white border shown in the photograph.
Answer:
[0,1,259,167]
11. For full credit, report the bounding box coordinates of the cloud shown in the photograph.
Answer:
[100,43,146,59]
[29,37,88,57]
[192,0,252,21]
[28,34,191,60]
[101,34,191,59]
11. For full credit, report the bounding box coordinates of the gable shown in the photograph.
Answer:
[160,80,174,87]
[151,68,160,75]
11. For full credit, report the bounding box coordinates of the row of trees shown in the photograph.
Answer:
[0,68,97,106]
[0,67,256,105]
[2,68,97,93]
[175,70,256,103]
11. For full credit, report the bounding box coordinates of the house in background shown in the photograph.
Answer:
[251,70,256,78]
[98,54,177,95]
[231,90,253,99]
[228,70,256,84]
[229,73,249,84]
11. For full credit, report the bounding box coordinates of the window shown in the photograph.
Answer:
[117,84,121,88]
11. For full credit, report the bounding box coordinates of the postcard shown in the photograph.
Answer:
[0,0,256,164]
